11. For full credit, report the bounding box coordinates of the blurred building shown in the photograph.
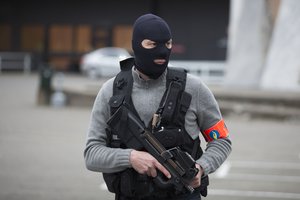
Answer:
[0,0,229,71]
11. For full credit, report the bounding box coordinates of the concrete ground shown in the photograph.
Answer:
[1,73,300,200]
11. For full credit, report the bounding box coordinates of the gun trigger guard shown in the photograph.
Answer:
[153,174,173,189]
[161,150,174,161]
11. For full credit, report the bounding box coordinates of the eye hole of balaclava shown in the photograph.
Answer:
[132,13,172,79]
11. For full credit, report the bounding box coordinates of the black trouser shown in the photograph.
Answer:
[116,187,201,200]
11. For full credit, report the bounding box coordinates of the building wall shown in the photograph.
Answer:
[0,0,229,71]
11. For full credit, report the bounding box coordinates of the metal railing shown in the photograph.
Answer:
[0,52,32,74]
[169,60,225,85]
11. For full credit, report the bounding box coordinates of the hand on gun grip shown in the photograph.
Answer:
[188,163,203,188]
[130,150,171,178]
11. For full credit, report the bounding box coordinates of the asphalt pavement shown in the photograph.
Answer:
[1,72,300,200]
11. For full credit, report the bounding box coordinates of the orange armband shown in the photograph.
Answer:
[203,119,229,142]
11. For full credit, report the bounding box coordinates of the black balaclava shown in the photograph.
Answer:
[132,13,172,79]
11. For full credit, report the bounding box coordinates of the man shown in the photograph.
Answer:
[84,13,232,200]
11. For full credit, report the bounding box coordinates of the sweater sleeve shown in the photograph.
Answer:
[190,76,232,176]
[198,137,232,176]
[84,78,133,173]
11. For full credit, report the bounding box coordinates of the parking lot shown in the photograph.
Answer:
[1,73,300,200]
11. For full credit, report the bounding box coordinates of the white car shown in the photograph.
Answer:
[80,47,131,78]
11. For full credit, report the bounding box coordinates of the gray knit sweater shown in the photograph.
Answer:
[84,68,232,176]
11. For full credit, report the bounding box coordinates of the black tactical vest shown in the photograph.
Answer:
[103,58,207,199]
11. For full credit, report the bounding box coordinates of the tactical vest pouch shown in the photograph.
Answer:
[120,168,154,198]
[152,128,185,148]
[107,105,143,150]
[103,172,120,193]
[109,95,125,114]
[106,126,126,149]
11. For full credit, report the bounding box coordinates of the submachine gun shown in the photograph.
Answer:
[107,104,199,194]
